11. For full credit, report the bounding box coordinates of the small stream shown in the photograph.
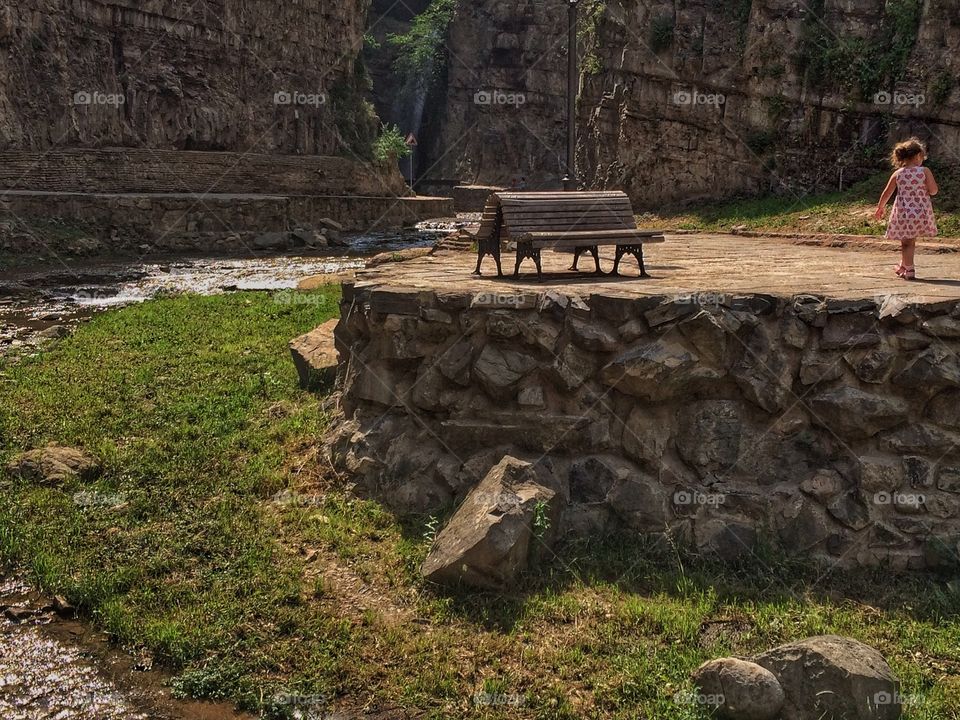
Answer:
[0,224,457,353]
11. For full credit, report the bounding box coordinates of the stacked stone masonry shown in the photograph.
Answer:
[329,284,960,572]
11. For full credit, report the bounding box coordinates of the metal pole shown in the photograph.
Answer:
[564,0,578,191]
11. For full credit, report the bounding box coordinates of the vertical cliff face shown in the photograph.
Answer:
[420,0,958,206]
[0,0,377,156]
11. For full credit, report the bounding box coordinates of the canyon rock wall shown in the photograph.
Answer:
[0,0,376,157]
[329,283,960,572]
[423,0,960,206]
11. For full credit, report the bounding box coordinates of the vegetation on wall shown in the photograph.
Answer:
[388,0,457,91]
[578,1,607,75]
[794,0,923,100]
[373,124,413,163]
[650,12,675,54]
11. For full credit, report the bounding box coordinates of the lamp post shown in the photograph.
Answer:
[563,0,579,191]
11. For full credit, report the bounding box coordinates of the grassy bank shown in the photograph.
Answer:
[640,169,960,238]
[1,291,959,718]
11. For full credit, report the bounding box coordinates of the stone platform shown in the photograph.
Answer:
[328,234,960,575]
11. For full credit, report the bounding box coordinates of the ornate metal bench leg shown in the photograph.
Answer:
[611,246,625,276]
[590,246,602,274]
[639,245,648,278]
[534,250,543,282]
[494,246,503,277]
[570,246,585,271]
[473,251,484,276]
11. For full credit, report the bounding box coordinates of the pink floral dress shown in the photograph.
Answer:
[886,166,937,240]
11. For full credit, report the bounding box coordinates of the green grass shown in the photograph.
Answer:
[640,168,960,239]
[1,290,960,718]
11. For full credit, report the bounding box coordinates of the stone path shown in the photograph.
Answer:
[353,233,960,304]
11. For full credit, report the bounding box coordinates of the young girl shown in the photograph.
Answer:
[875,138,939,280]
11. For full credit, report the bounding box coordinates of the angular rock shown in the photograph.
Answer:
[808,387,908,438]
[549,342,597,391]
[485,311,524,339]
[894,347,960,391]
[937,466,960,494]
[517,385,545,408]
[421,456,558,589]
[289,318,338,389]
[568,455,629,503]
[617,318,649,343]
[880,423,960,455]
[607,472,672,532]
[903,456,935,489]
[780,310,810,349]
[820,313,881,350]
[678,310,731,366]
[644,300,697,327]
[676,400,742,475]
[621,406,672,465]
[921,315,960,339]
[845,346,896,385]
[801,469,846,503]
[521,317,561,353]
[438,340,475,386]
[859,456,904,495]
[926,389,960,430]
[691,657,785,720]
[601,339,718,401]
[799,350,844,385]
[827,492,871,531]
[776,496,838,552]
[694,518,759,563]
[753,635,900,720]
[473,345,537,400]
[568,316,619,352]
[5,446,100,485]
[732,325,795,413]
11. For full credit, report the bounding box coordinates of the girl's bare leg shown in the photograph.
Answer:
[903,239,916,268]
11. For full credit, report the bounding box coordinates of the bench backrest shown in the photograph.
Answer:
[476,191,637,243]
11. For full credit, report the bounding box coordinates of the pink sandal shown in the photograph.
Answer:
[895,264,906,277]
[902,266,916,280]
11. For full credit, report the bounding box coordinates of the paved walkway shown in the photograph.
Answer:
[354,233,960,304]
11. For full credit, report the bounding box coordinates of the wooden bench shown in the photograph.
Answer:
[472,190,665,281]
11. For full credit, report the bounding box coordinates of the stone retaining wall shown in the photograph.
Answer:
[0,150,408,197]
[329,284,960,572]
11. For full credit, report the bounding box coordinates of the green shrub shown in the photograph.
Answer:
[650,13,675,54]
[373,124,412,163]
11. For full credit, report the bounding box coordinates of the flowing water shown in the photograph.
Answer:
[0,225,454,353]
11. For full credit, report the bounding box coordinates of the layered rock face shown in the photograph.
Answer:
[0,0,375,156]
[329,283,960,572]
[425,0,958,205]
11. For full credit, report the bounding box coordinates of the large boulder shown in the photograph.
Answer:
[5,445,101,486]
[754,635,901,720]
[289,319,339,390]
[421,456,558,590]
[691,657,785,720]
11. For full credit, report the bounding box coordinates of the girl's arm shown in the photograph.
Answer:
[925,167,939,196]
[875,172,898,219]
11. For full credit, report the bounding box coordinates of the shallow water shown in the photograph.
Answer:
[0,225,454,352]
